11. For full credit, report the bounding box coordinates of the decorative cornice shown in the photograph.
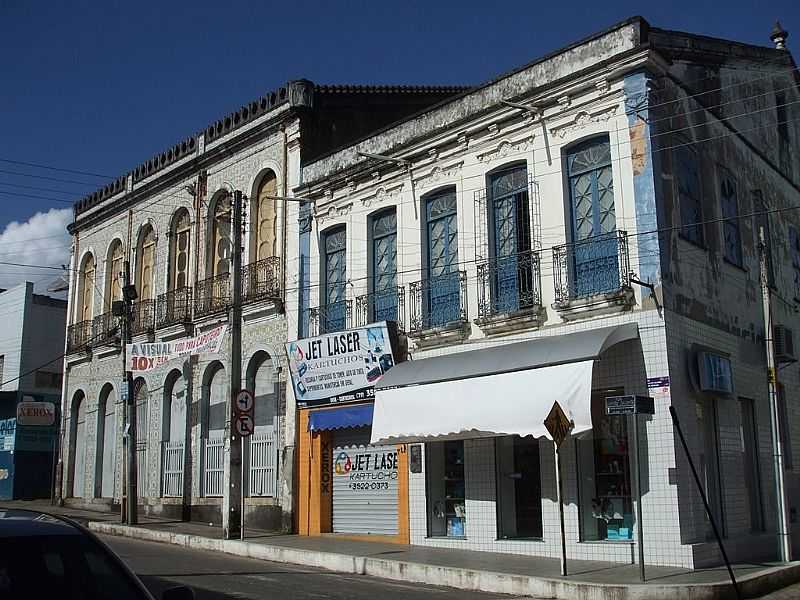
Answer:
[360,183,405,208]
[413,161,464,190]
[548,104,619,139]
[476,135,535,163]
[316,202,353,226]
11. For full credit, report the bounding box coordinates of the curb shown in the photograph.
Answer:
[89,522,800,600]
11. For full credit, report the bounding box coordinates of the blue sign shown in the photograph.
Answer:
[0,418,15,452]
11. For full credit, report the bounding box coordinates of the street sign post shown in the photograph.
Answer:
[232,388,255,541]
[605,395,654,582]
[544,401,574,577]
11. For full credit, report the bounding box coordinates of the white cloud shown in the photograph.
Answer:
[0,208,72,295]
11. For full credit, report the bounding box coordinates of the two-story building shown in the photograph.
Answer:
[59,80,466,528]
[0,282,66,500]
[289,18,800,567]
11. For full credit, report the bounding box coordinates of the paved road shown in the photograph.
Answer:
[101,535,526,600]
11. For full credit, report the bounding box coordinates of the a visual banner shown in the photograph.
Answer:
[286,322,396,408]
[127,325,227,372]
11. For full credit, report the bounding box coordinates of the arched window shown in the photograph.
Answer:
[106,240,124,310]
[96,383,117,499]
[212,196,232,276]
[253,172,277,261]
[69,390,87,498]
[135,225,157,301]
[78,254,96,323]
[169,209,192,290]
[134,378,150,497]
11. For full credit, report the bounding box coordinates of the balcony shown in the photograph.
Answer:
[66,320,93,354]
[475,249,545,335]
[92,312,119,346]
[552,230,634,320]
[408,271,469,347]
[308,300,352,336]
[157,287,192,329]
[242,256,282,306]
[355,287,405,330]
[130,299,155,337]
[195,273,230,319]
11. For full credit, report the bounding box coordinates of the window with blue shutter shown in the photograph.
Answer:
[720,173,743,267]
[371,209,397,322]
[489,165,531,313]
[323,227,346,332]
[425,189,460,327]
[790,226,800,300]
[675,144,703,245]
[566,137,619,297]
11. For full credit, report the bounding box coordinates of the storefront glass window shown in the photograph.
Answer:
[426,440,465,537]
[495,436,542,539]
[577,390,634,541]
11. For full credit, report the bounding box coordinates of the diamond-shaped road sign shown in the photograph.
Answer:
[544,401,574,448]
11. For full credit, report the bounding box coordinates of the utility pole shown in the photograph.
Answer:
[123,260,138,525]
[759,226,790,562]
[223,190,244,539]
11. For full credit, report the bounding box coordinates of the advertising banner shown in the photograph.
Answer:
[127,325,227,372]
[286,322,396,408]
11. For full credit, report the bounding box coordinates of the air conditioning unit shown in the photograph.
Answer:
[774,325,796,364]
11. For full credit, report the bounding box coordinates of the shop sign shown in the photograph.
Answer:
[16,401,56,426]
[333,445,398,493]
[127,325,227,372]
[286,322,397,408]
[605,395,655,416]
[0,419,15,452]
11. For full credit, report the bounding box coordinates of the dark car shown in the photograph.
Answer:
[0,508,193,600]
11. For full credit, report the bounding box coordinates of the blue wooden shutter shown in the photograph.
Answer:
[426,191,459,327]
[324,227,346,332]
[567,138,619,297]
[372,210,397,322]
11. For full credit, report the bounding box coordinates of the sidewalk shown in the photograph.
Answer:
[4,500,799,599]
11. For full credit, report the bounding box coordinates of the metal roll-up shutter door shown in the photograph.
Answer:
[332,428,399,535]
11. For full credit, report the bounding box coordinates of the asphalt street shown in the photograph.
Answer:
[100,534,528,600]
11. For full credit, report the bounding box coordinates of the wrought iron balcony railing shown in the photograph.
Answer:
[355,287,405,330]
[408,271,467,333]
[242,256,282,305]
[67,320,93,354]
[195,272,230,319]
[476,249,542,320]
[157,286,192,329]
[130,299,155,337]
[552,230,631,305]
[308,300,352,336]
[92,311,119,346]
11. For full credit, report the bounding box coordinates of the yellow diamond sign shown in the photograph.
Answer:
[544,401,574,448]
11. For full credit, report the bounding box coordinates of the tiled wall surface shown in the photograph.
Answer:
[406,310,697,567]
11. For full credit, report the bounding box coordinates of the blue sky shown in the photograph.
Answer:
[0,1,797,290]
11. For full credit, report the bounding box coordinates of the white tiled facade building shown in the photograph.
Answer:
[291,18,800,567]
[59,80,464,527]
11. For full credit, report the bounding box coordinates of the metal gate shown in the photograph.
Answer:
[332,429,398,535]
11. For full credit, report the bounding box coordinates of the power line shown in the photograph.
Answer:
[0,190,73,204]
[0,158,113,179]
[0,182,82,196]
[0,168,101,188]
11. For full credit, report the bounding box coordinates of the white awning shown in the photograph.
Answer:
[370,323,639,444]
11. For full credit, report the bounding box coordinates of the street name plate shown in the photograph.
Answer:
[606,395,655,416]
[544,401,573,448]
